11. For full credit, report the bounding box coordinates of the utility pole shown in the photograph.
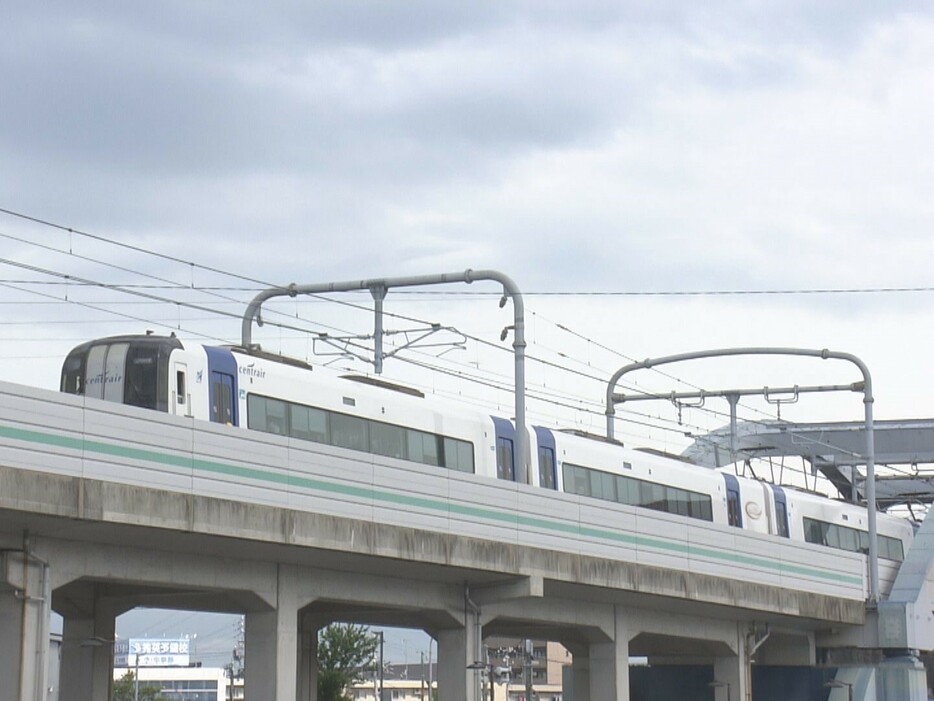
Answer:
[378,631,385,701]
[428,639,434,701]
[420,651,426,701]
[523,639,534,701]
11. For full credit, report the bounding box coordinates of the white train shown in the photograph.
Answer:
[60,334,913,564]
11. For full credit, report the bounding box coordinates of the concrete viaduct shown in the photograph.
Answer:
[0,381,930,700]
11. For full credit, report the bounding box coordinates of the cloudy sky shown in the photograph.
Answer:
[4,0,934,663]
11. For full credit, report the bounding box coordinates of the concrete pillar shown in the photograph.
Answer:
[563,610,629,701]
[570,652,591,701]
[589,635,630,701]
[437,624,479,701]
[0,551,51,701]
[298,627,318,701]
[712,626,748,701]
[60,613,116,701]
[246,575,301,701]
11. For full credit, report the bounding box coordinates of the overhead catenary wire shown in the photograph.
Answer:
[0,207,911,480]
[5,202,933,299]
[0,267,877,478]
[0,263,877,479]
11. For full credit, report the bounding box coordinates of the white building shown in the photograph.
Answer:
[113,665,232,701]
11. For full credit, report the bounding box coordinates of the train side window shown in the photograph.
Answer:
[824,524,842,549]
[803,518,828,546]
[838,527,858,552]
[370,422,406,459]
[590,470,616,501]
[691,494,713,522]
[443,437,475,473]
[61,354,86,395]
[538,446,556,489]
[496,437,515,481]
[616,475,637,505]
[288,403,327,442]
[804,517,905,562]
[265,396,286,434]
[668,488,690,517]
[407,429,440,466]
[331,413,368,452]
[641,481,665,511]
[562,463,584,496]
[883,536,905,562]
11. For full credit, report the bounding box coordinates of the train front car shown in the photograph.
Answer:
[60,334,183,412]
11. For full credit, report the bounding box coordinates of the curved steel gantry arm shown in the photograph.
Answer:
[604,347,879,604]
[241,269,529,484]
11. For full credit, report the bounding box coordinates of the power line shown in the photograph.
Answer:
[391,287,934,297]
[4,207,934,299]
[0,208,902,467]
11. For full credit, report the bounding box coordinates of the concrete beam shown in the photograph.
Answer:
[755,631,815,666]
[38,537,279,610]
[470,575,543,605]
[480,595,616,644]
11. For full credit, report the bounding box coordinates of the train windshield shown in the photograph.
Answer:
[60,335,180,411]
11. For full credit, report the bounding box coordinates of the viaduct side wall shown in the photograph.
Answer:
[0,380,869,614]
[0,380,884,701]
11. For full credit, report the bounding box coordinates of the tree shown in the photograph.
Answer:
[317,623,379,701]
[112,670,163,701]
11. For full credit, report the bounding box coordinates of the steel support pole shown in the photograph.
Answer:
[864,393,878,603]
[604,347,879,603]
[727,393,739,466]
[371,284,388,375]
[241,269,529,483]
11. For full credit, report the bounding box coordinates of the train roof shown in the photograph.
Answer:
[64,333,183,356]
[227,345,314,370]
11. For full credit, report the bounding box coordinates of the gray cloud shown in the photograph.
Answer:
[3,1,934,297]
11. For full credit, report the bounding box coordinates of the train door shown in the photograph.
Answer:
[211,371,235,425]
[205,347,239,426]
[172,362,189,416]
[770,485,790,538]
[491,416,516,481]
[723,474,743,528]
[533,426,557,489]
